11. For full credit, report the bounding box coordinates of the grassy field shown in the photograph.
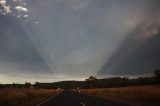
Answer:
[0,88,60,106]
[80,85,160,106]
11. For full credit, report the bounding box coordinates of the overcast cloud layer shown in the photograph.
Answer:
[0,0,160,83]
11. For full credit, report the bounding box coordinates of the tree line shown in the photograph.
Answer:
[0,69,160,89]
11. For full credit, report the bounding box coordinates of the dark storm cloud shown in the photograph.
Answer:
[99,1,160,75]
[99,28,160,75]
[0,15,51,74]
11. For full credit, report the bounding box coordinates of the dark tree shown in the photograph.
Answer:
[86,76,97,81]
[86,76,97,88]
[154,69,160,82]
[154,69,160,78]
[25,82,31,88]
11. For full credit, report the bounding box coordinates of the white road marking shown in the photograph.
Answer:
[36,94,59,106]
[80,102,86,106]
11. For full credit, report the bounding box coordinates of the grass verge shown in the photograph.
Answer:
[80,85,160,106]
[0,88,59,106]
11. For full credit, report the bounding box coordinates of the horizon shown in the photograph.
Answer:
[0,73,154,84]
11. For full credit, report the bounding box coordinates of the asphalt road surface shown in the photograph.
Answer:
[36,90,135,106]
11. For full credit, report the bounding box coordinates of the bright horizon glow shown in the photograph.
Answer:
[0,74,87,84]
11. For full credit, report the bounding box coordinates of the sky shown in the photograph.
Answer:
[0,0,160,83]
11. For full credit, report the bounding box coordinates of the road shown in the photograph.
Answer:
[36,90,135,106]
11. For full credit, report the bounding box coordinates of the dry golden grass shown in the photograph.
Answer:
[81,85,160,106]
[0,88,60,106]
